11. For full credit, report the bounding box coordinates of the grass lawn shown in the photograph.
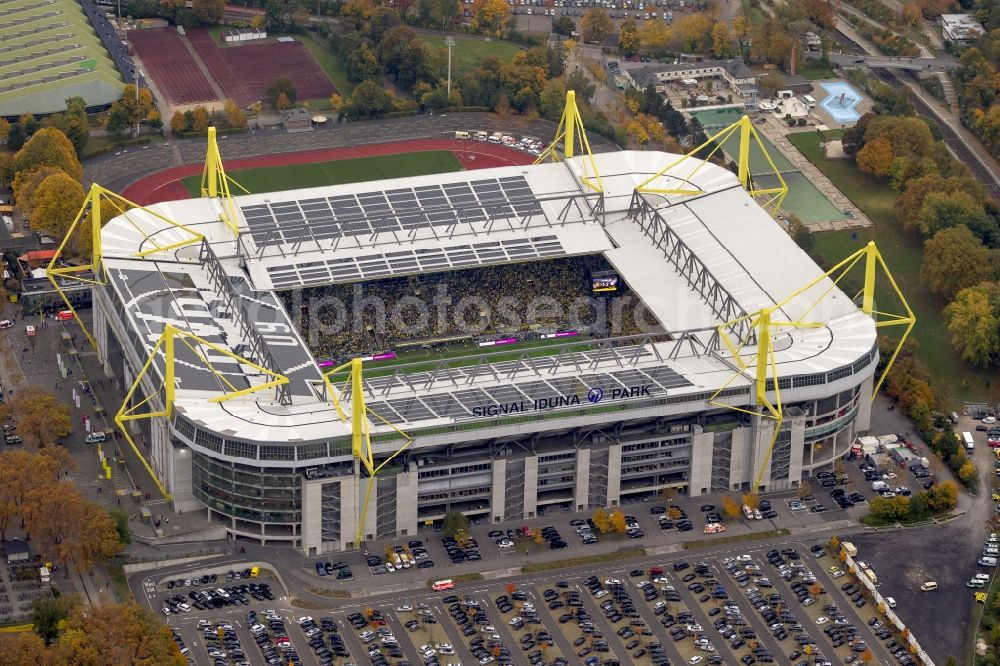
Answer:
[421,35,523,79]
[325,335,594,382]
[181,150,462,196]
[787,130,998,405]
[798,61,837,80]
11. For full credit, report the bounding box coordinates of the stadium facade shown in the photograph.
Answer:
[88,142,878,553]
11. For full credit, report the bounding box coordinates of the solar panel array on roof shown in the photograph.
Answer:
[241,176,540,249]
[361,360,693,425]
[268,235,566,289]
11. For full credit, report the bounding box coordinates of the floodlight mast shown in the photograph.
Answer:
[535,90,604,194]
[709,242,914,492]
[635,114,788,212]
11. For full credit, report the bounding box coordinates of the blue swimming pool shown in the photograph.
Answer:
[818,81,862,124]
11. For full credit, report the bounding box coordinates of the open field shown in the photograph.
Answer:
[181,150,463,196]
[421,35,524,79]
[788,129,998,405]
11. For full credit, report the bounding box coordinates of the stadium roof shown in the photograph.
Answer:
[0,0,125,116]
[99,152,877,446]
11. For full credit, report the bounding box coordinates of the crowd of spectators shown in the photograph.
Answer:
[280,257,660,363]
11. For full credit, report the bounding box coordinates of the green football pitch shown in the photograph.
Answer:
[324,335,594,382]
[181,150,463,196]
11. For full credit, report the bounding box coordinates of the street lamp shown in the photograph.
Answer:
[445,36,455,99]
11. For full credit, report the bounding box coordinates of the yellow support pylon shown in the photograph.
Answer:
[201,126,250,237]
[709,241,915,491]
[116,324,290,501]
[324,360,413,545]
[635,115,788,212]
[45,184,206,356]
[535,90,604,194]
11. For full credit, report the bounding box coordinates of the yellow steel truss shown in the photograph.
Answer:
[534,90,604,194]
[45,184,205,355]
[635,115,788,212]
[709,241,915,491]
[115,324,290,501]
[200,126,250,237]
[324,359,413,545]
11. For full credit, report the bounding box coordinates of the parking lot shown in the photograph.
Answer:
[146,530,924,666]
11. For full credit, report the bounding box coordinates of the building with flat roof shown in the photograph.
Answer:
[940,14,985,44]
[91,138,878,553]
[624,59,758,97]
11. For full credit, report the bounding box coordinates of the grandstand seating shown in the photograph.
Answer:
[281,256,660,364]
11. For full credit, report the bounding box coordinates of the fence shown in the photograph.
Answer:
[843,553,935,666]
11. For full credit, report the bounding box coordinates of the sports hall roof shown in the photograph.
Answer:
[0,0,125,116]
[98,152,877,443]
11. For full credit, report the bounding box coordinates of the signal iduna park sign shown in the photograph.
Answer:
[471,385,653,417]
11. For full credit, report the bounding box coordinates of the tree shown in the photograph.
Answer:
[855,135,894,178]
[104,103,130,138]
[581,7,613,44]
[797,479,812,499]
[56,603,186,666]
[552,16,575,36]
[592,507,611,533]
[863,115,934,162]
[609,510,627,533]
[11,165,63,219]
[347,41,381,83]
[639,20,670,52]
[674,13,712,52]
[344,79,392,119]
[721,494,741,520]
[10,127,82,182]
[566,67,596,103]
[757,72,785,99]
[921,225,993,299]
[145,108,162,131]
[266,76,298,109]
[742,491,760,510]
[113,84,155,137]
[618,19,639,56]
[0,117,10,145]
[28,174,86,254]
[733,14,750,40]
[169,110,188,134]
[0,632,53,665]
[944,284,1000,367]
[192,0,224,23]
[222,99,246,128]
[32,595,80,645]
[959,459,978,485]
[539,79,567,121]
[471,0,509,36]
[711,22,735,58]
[625,113,665,146]
[442,511,468,538]
[275,92,293,112]
[45,113,89,156]
[918,189,990,237]
[788,214,813,252]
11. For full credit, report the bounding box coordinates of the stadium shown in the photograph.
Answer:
[54,96,911,553]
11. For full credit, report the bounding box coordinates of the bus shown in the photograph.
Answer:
[431,579,454,592]
[803,94,816,108]
[963,432,975,451]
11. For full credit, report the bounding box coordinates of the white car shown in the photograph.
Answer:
[984,416,997,424]
[397,605,412,612]
[297,616,313,625]
[689,657,703,665]
[815,616,828,625]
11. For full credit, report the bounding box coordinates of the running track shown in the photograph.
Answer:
[121,138,536,205]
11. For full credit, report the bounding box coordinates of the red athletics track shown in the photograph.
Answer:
[121,138,536,205]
